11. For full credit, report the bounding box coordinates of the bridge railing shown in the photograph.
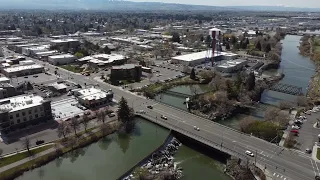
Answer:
[140,114,287,173]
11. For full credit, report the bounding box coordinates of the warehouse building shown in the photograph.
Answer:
[72,87,114,109]
[2,64,44,77]
[171,50,238,66]
[48,54,76,65]
[0,94,52,134]
[77,54,126,67]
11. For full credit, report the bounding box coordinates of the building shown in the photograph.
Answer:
[110,64,142,82]
[50,39,80,47]
[215,59,248,73]
[0,77,10,83]
[171,50,238,66]
[12,44,39,53]
[72,87,113,109]
[2,64,44,77]
[48,54,76,65]
[0,95,52,134]
[22,45,50,57]
[77,54,126,67]
[35,50,58,60]
[0,82,27,99]
[48,82,67,93]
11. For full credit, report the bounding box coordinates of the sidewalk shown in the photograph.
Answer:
[0,148,55,173]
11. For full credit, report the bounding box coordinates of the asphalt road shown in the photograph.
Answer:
[3,48,320,180]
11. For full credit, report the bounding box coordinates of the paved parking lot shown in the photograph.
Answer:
[296,110,320,152]
[14,72,57,85]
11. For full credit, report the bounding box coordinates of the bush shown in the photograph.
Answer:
[279,101,294,110]
[243,121,280,141]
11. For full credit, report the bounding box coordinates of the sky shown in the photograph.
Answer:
[131,0,320,8]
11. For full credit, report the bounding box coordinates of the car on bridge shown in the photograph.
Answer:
[193,126,200,131]
[245,150,254,157]
[161,115,167,120]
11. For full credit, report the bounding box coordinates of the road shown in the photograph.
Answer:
[3,48,320,180]
[48,61,319,180]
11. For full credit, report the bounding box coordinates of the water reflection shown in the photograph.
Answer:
[98,137,112,151]
[116,132,132,153]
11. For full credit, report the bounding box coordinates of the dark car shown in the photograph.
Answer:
[147,105,153,109]
[36,140,45,145]
[315,175,320,180]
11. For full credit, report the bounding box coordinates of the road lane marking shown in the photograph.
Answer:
[310,159,317,176]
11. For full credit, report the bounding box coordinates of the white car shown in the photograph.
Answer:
[292,125,300,130]
[193,126,200,131]
[245,150,254,157]
[137,110,146,114]
[161,115,167,120]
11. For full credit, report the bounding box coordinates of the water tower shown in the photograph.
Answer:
[208,28,222,67]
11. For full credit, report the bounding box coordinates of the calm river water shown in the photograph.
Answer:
[17,117,231,180]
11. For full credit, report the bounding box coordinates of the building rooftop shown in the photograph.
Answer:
[76,87,112,101]
[4,64,44,73]
[172,50,238,62]
[50,39,79,43]
[49,54,75,59]
[0,77,10,83]
[0,95,44,113]
[49,82,67,90]
[112,64,137,70]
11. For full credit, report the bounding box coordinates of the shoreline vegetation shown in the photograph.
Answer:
[0,97,136,180]
[299,35,320,102]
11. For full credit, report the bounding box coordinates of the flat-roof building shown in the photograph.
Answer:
[73,87,113,109]
[0,95,52,134]
[110,64,142,83]
[2,64,44,77]
[78,54,126,67]
[171,50,238,66]
[50,39,80,47]
[215,59,248,73]
[48,54,76,65]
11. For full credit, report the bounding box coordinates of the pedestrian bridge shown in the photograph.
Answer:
[268,83,303,96]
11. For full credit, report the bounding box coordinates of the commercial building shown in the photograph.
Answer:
[2,64,44,77]
[48,82,68,93]
[171,50,238,66]
[110,64,142,82]
[22,45,50,57]
[77,54,126,67]
[48,54,76,65]
[0,95,52,134]
[50,39,80,47]
[0,82,26,99]
[0,77,10,83]
[35,50,58,60]
[215,59,248,73]
[72,87,114,109]
[12,44,39,54]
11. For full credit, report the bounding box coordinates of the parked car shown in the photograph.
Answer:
[147,105,153,109]
[137,110,146,114]
[292,125,300,130]
[108,113,116,118]
[290,129,299,134]
[245,150,254,157]
[306,148,312,154]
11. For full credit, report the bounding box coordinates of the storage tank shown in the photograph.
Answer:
[209,28,222,40]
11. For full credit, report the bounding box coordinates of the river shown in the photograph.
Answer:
[17,117,231,180]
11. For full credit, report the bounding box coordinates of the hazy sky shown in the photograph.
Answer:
[131,0,320,8]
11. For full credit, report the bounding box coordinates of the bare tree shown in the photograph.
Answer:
[182,65,190,74]
[147,73,154,82]
[190,86,199,96]
[82,114,90,132]
[22,136,31,155]
[96,109,107,124]
[279,101,294,110]
[68,137,77,150]
[100,123,112,136]
[264,107,280,121]
[297,96,308,107]
[275,111,290,126]
[70,117,80,136]
[57,122,71,139]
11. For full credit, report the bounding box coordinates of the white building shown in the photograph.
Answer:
[72,87,114,109]
[171,50,238,66]
[0,94,52,134]
[0,77,10,83]
[48,54,76,65]
[216,59,248,73]
[22,45,50,56]
[2,64,44,77]
[19,60,35,66]
[78,54,126,67]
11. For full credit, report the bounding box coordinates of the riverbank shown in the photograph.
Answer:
[299,35,320,102]
[0,121,119,180]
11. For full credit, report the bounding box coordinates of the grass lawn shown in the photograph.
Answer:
[317,148,320,160]
[0,144,54,168]
[59,65,84,73]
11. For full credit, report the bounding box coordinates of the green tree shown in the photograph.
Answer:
[190,68,196,80]
[230,35,237,45]
[246,71,255,91]
[75,52,84,59]
[255,41,262,51]
[103,46,111,54]
[117,97,134,125]
[171,32,180,43]
[265,43,271,53]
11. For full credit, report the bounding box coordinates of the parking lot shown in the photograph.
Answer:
[295,107,320,152]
